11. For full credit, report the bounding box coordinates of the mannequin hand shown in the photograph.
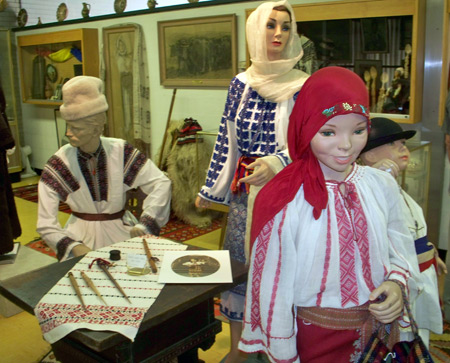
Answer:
[130,226,146,238]
[368,281,403,323]
[195,195,212,209]
[238,159,275,187]
[372,158,400,178]
[72,244,92,257]
[437,256,447,275]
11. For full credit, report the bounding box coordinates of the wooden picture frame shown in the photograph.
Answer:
[103,25,136,142]
[157,14,237,88]
[361,18,389,53]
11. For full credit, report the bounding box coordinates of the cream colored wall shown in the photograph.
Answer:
[16,0,340,168]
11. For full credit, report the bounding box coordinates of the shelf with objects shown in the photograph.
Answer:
[397,141,431,217]
[245,0,424,124]
[16,28,99,106]
[0,28,22,176]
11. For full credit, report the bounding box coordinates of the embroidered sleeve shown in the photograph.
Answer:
[123,143,148,187]
[199,77,244,204]
[40,155,80,201]
[56,236,77,261]
[136,215,161,236]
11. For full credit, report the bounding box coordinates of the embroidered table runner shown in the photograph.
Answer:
[34,236,187,344]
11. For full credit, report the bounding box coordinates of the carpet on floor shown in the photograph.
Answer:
[430,321,450,362]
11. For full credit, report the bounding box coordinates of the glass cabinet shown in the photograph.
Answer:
[17,28,99,106]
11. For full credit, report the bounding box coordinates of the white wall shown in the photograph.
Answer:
[15,0,334,168]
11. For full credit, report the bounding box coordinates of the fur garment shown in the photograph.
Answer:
[158,120,218,227]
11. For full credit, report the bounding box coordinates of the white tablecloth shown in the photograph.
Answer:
[34,236,187,344]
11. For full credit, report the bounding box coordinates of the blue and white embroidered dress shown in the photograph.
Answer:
[199,72,298,320]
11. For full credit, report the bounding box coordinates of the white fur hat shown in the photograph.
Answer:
[60,76,109,121]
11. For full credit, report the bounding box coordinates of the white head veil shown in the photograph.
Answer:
[245,0,308,102]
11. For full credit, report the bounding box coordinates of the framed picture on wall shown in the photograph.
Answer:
[361,18,389,53]
[157,14,237,88]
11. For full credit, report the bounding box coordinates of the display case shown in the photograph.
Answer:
[397,141,431,217]
[246,0,425,123]
[0,29,22,174]
[17,28,99,106]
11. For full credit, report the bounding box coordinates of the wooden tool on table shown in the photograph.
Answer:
[81,271,108,306]
[90,258,132,304]
[143,238,158,273]
[68,271,87,310]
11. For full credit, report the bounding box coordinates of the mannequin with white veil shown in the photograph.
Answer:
[195,1,308,361]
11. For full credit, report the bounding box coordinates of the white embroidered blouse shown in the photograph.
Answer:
[239,164,422,363]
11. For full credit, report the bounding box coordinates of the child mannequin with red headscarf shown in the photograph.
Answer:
[239,67,421,362]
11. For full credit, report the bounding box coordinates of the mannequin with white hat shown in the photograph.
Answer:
[37,76,171,261]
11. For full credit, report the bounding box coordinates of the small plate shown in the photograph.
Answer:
[56,3,68,22]
[114,0,127,14]
[17,8,28,27]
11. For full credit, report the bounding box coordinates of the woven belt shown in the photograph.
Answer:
[72,210,125,221]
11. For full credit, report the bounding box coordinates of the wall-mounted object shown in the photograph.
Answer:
[17,8,27,27]
[17,28,99,106]
[157,14,237,88]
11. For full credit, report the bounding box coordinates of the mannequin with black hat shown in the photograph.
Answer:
[360,117,446,347]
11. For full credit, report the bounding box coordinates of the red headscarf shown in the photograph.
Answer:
[250,67,370,246]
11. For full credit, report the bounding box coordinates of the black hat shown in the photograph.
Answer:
[361,117,416,154]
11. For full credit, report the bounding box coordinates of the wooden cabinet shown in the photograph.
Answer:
[17,28,99,106]
[0,29,22,174]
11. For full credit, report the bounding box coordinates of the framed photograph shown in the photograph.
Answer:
[158,250,232,283]
[158,14,237,88]
[103,25,136,143]
[361,18,389,53]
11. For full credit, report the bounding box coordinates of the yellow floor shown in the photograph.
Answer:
[0,176,230,363]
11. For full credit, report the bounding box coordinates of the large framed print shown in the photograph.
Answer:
[157,14,237,88]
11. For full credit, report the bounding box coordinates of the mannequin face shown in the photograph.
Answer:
[65,120,101,153]
[266,9,291,61]
[311,113,368,181]
[366,139,410,171]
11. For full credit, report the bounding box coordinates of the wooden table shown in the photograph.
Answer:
[0,251,247,362]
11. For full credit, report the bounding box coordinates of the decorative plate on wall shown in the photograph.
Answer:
[114,0,127,14]
[17,8,28,27]
[56,3,68,22]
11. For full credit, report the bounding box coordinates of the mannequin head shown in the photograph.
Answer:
[59,76,108,153]
[359,117,416,171]
[65,113,106,153]
[266,6,291,60]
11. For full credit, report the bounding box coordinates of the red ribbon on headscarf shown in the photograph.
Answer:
[249,67,370,250]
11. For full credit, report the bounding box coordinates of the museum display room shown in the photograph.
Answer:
[0,0,450,362]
